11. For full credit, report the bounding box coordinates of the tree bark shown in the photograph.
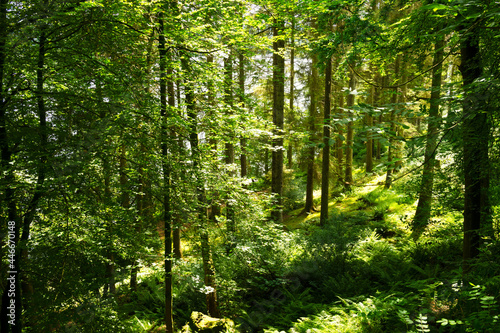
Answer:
[182,55,220,318]
[304,52,319,213]
[366,70,375,173]
[159,14,174,332]
[224,52,236,251]
[384,56,401,189]
[239,52,247,178]
[344,70,356,191]
[320,56,332,226]
[287,17,295,170]
[271,20,285,223]
[412,37,444,239]
[459,24,489,268]
[336,87,344,185]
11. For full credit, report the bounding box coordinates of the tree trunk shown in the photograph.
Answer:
[288,18,295,170]
[20,27,48,325]
[336,87,344,185]
[224,52,236,251]
[320,56,332,226]
[384,56,401,189]
[304,52,319,213]
[459,25,489,268]
[412,37,444,240]
[182,55,220,318]
[239,53,248,178]
[366,70,374,173]
[159,15,174,332]
[344,70,356,191]
[271,20,285,223]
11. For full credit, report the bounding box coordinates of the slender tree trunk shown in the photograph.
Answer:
[287,17,295,170]
[239,53,247,178]
[206,54,221,223]
[159,15,174,332]
[384,57,401,189]
[460,25,489,268]
[20,27,48,325]
[304,53,319,213]
[168,53,182,260]
[224,52,236,251]
[97,76,116,297]
[130,179,142,292]
[103,160,116,296]
[271,20,285,223]
[394,62,407,171]
[344,70,356,191]
[336,86,344,185]
[182,56,220,317]
[366,70,375,173]
[412,37,444,239]
[320,56,332,226]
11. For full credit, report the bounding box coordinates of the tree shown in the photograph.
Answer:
[459,21,489,266]
[304,51,319,213]
[320,55,332,226]
[344,69,356,191]
[271,19,285,223]
[412,36,444,240]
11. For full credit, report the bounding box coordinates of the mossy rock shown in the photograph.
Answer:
[180,311,235,333]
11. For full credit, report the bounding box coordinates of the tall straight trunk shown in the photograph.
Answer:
[344,70,356,191]
[239,52,247,178]
[20,27,48,321]
[130,178,142,291]
[159,15,174,332]
[336,87,344,184]
[384,56,401,189]
[460,25,489,267]
[288,17,295,170]
[96,76,116,297]
[103,160,115,296]
[395,62,407,171]
[271,20,285,223]
[168,53,182,260]
[224,53,236,251]
[182,56,220,317]
[320,56,332,226]
[372,74,381,161]
[366,71,375,173]
[412,37,444,239]
[167,61,183,259]
[206,54,221,223]
[304,53,319,213]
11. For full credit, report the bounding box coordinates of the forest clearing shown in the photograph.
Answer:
[1,0,499,332]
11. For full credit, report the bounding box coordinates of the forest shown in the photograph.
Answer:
[0,0,499,332]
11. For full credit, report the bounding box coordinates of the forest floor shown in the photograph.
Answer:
[115,168,499,333]
[284,171,403,230]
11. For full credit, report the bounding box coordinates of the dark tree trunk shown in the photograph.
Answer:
[344,70,356,191]
[304,53,319,213]
[159,15,174,332]
[320,56,332,226]
[287,18,295,170]
[384,57,400,189]
[459,25,489,268]
[239,53,248,178]
[224,52,236,251]
[366,70,375,173]
[412,37,444,239]
[182,55,220,318]
[336,87,344,185]
[271,20,285,223]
